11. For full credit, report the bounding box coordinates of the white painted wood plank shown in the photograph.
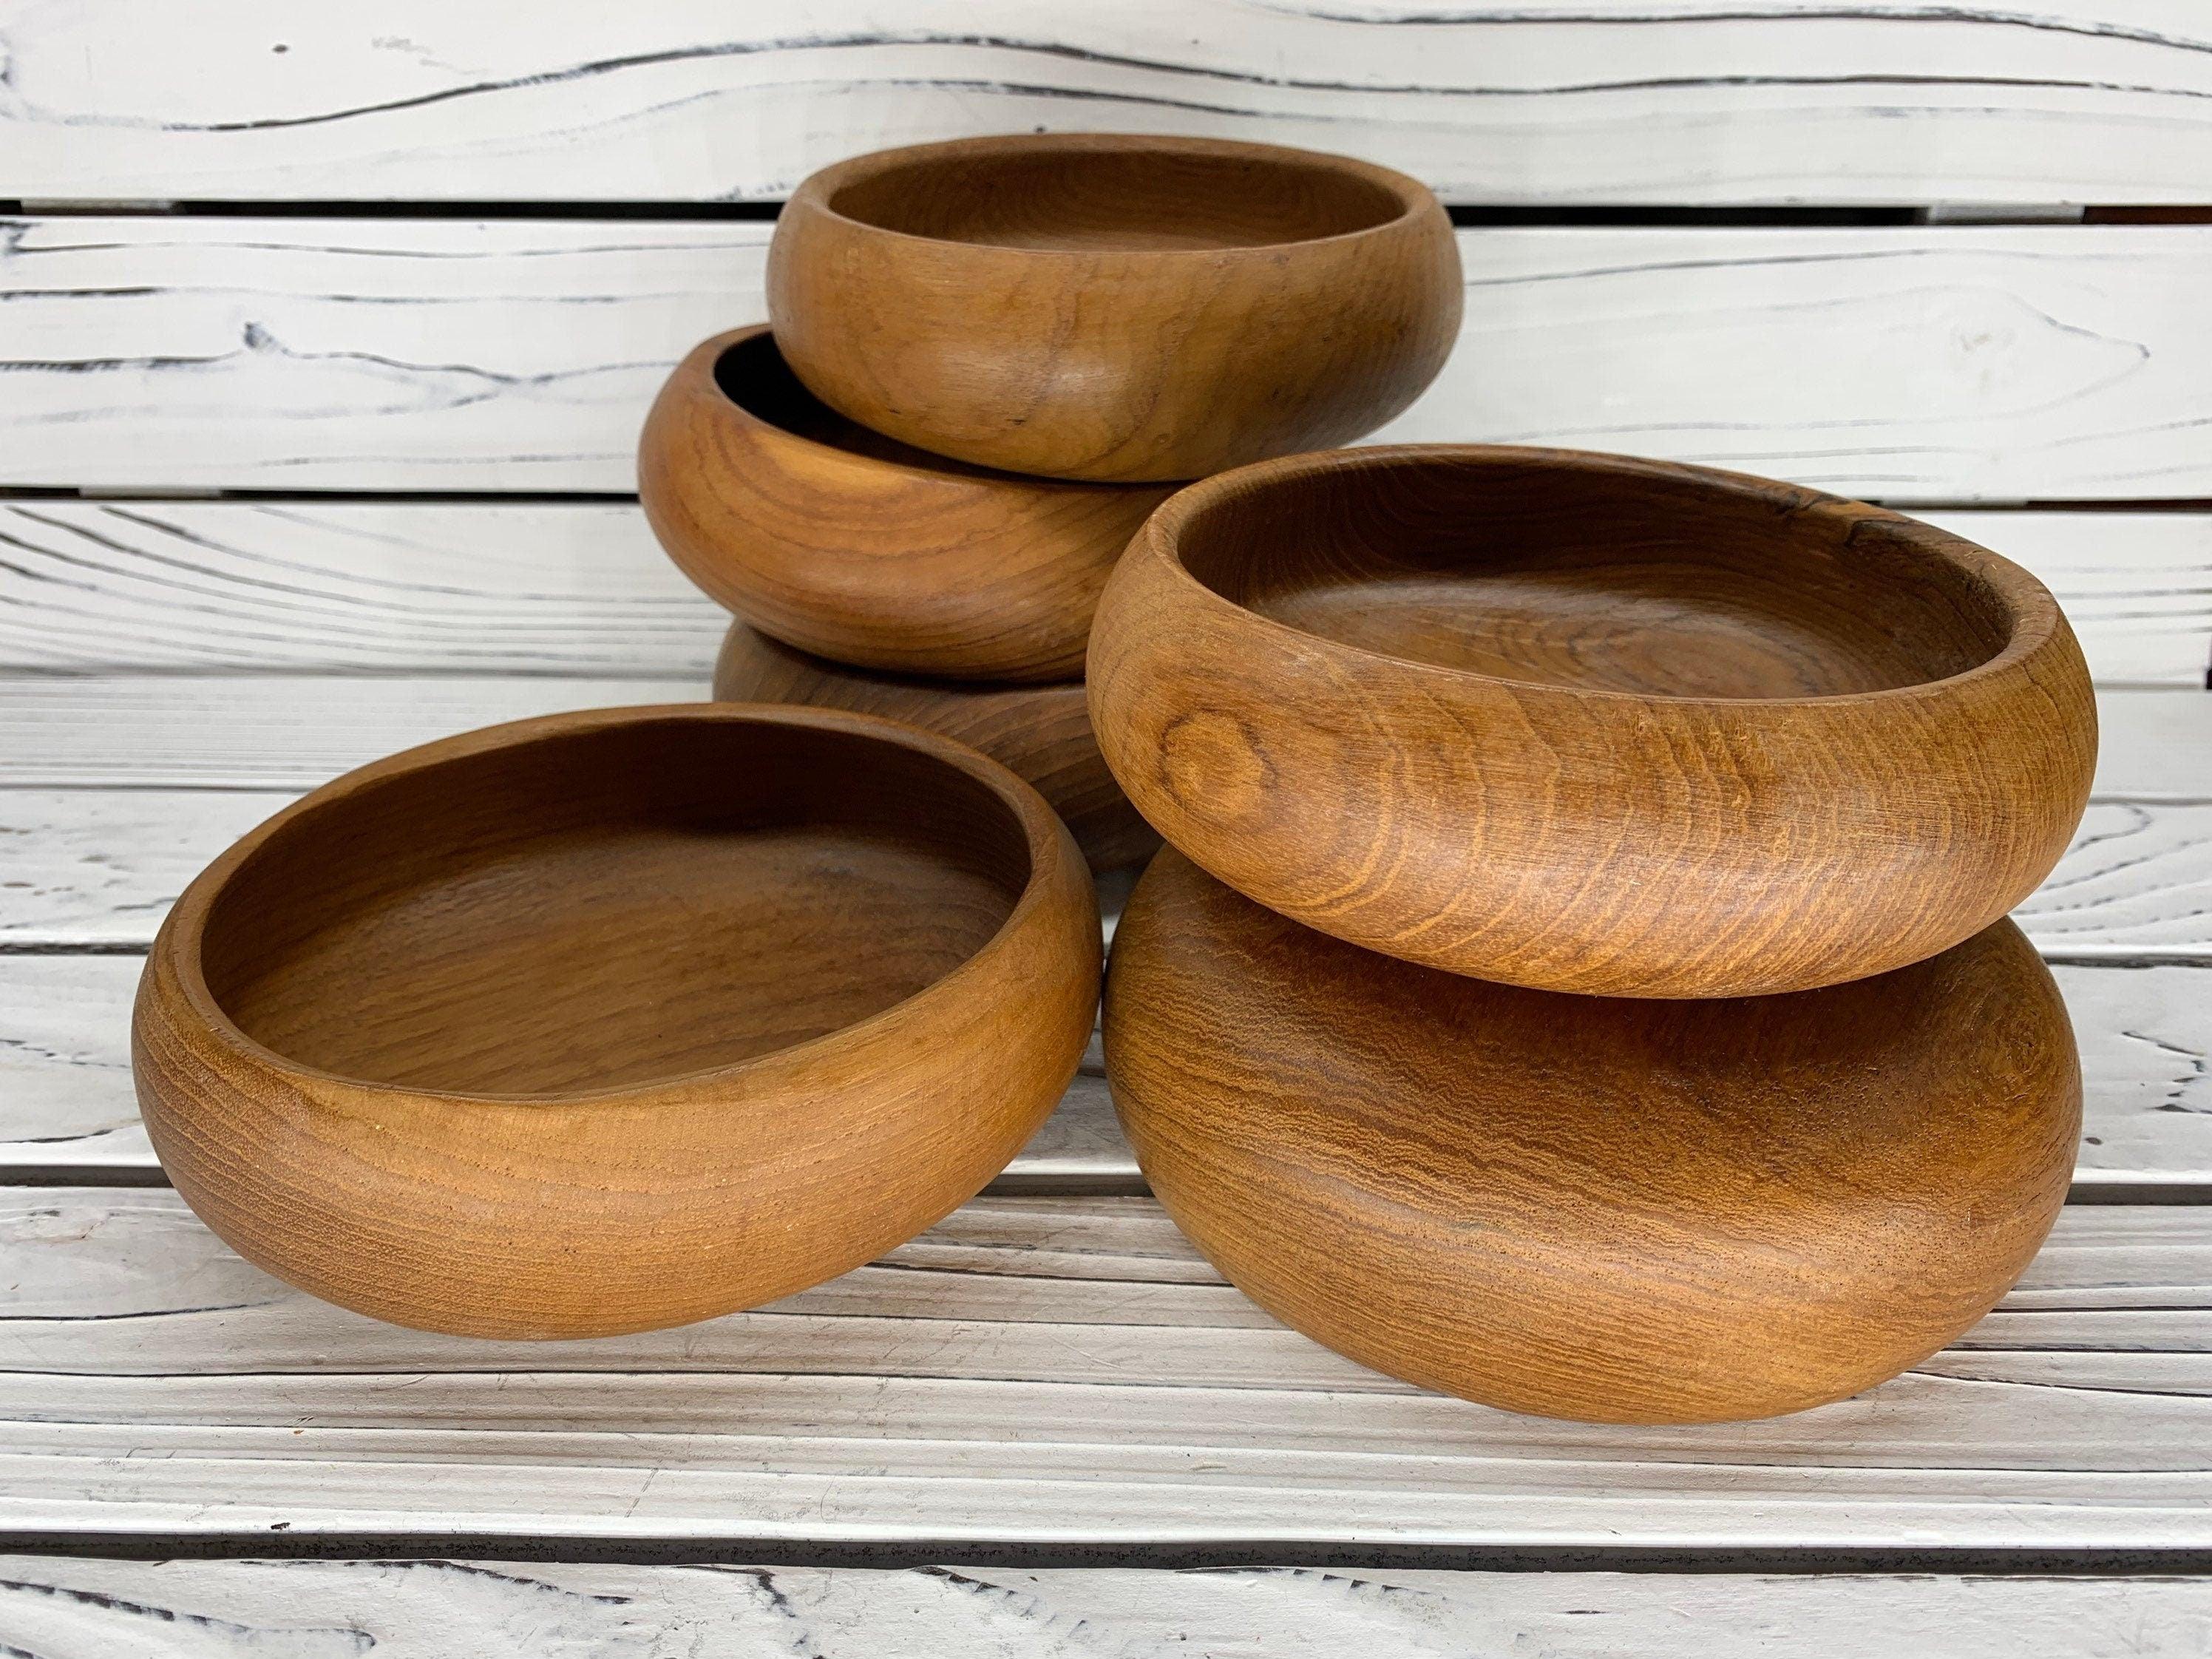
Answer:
[4,3,2208,205]
[1,1193,2208,1547]
[0,1558,2205,1659]
[4,219,2208,501]
[2,501,2201,688]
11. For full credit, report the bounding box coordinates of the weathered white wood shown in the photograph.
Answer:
[0,1558,2205,1659]
[5,219,2209,501]
[2,501,2202,688]
[4,3,2208,205]
[0,952,2201,1190]
[1,1192,2208,1547]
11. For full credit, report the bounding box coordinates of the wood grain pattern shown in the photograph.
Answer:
[770,134,1460,481]
[5,219,2208,500]
[1107,849,2078,1422]
[640,326,1172,679]
[3,1191,2209,1547]
[1092,446,2097,997]
[0,501,2200,687]
[716,622,1159,874]
[6,3,2208,205]
[1,1558,2208,1658]
[133,705,1100,1337]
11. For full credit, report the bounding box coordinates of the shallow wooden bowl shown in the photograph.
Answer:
[716,620,1159,874]
[639,326,1175,681]
[134,705,1100,1339]
[1105,848,2080,1424]
[768,134,1462,482]
[1090,444,2097,997]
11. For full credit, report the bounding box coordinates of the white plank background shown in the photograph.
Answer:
[3,1192,2210,1548]
[0,500,2203,685]
[1,1558,2205,1658]
[4,2,2209,206]
[4,220,2209,500]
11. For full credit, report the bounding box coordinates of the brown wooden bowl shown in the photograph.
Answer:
[715,620,1160,874]
[639,325,1175,681]
[1090,445,2097,998]
[134,704,1100,1340]
[1105,847,2080,1425]
[767,134,1462,483]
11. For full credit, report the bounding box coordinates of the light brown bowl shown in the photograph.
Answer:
[1106,847,2080,1424]
[716,620,1159,873]
[639,326,1175,681]
[768,133,1462,482]
[1090,444,2097,998]
[134,705,1099,1339]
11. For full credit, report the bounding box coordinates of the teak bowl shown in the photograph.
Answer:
[768,134,1462,482]
[715,620,1160,874]
[1090,445,2097,998]
[134,705,1100,1339]
[1106,849,2080,1425]
[639,326,1176,682]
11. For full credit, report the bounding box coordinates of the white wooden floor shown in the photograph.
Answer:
[4,4,2211,1650]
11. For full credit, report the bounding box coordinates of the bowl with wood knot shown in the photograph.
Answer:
[134,704,1099,1338]
[1088,444,2097,998]
[768,133,1462,482]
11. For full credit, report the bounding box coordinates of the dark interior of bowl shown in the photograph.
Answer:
[196,718,1032,1096]
[1176,454,2017,699]
[713,331,1004,475]
[827,143,1408,252]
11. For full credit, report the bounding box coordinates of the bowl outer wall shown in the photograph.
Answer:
[132,703,1102,1340]
[767,138,1464,484]
[1086,446,2099,998]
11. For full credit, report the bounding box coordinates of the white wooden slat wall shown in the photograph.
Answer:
[5,218,2209,500]
[5,2,2209,205]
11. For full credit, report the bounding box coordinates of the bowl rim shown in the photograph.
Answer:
[788,131,1439,259]
[154,702,1082,1108]
[1130,442,2066,711]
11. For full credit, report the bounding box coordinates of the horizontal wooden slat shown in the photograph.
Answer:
[2,1192,2208,1547]
[4,220,2208,500]
[1,501,2201,687]
[4,3,2208,205]
[0,1560,2208,1658]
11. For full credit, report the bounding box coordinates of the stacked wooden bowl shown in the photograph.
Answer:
[639,134,1463,872]
[1091,445,2101,1422]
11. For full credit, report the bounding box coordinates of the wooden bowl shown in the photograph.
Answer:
[639,326,1175,681]
[1105,848,2080,1425]
[767,134,1462,483]
[134,705,1100,1339]
[1090,445,2097,998]
[716,620,1160,874]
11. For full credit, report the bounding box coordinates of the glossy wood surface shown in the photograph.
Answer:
[1090,444,2099,997]
[768,135,1462,482]
[132,704,1100,1339]
[639,326,1174,681]
[1105,848,2081,1425]
[716,621,1158,873]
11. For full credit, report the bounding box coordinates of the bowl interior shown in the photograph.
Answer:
[826,142,1408,253]
[196,717,1033,1096]
[1175,455,2017,699]
[713,330,1006,475]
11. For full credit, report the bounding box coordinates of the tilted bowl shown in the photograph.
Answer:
[768,134,1462,482]
[640,326,1175,681]
[716,620,1159,874]
[1105,848,2080,1424]
[135,704,1099,1338]
[1089,444,2097,997]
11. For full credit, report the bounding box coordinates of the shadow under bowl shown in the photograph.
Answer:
[641,326,1175,682]
[767,133,1462,482]
[716,620,1161,875]
[1105,847,2080,1424]
[1088,444,2097,997]
[134,704,1100,1339]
